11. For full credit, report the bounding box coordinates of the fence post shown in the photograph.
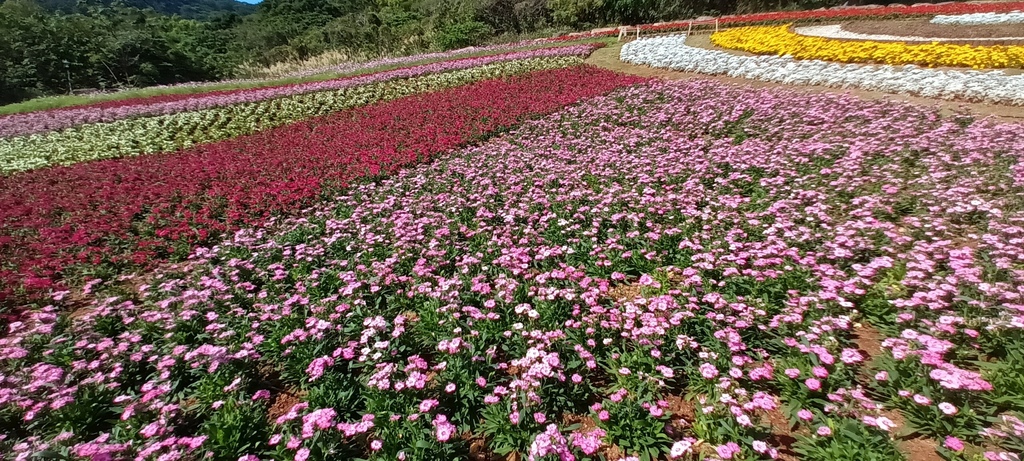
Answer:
[687,21,692,35]
[636,26,640,39]
[715,19,719,33]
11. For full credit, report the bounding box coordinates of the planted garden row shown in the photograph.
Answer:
[0,56,589,174]
[0,65,644,302]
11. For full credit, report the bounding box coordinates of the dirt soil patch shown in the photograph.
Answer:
[843,19,1024,44]
[585,42,1024,123]
[899,436,944,461]
[267,389,305,423]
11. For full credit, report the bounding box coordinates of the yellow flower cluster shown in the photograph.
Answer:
[710,25,1024,69]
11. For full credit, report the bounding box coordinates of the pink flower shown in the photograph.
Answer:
[938,402,958,415]
[944,436,964,452]
[419,399,439,413]
[913,394,932,406]
[805,378,822,391]
[874,371,889,381]
[875,416,896,432]
[305,356,334,381]
[370,440,383,451]
[700,363,719,379]
[294,448,310,461]
[533,412,547,424]
[840,349,863,364]
[433,415,455,442]
[670,440,693,458]
[716,442,741,459]
[784,368,801,378]
[639,274,661,288]
[816,426,832,436]
[798,409,814,421]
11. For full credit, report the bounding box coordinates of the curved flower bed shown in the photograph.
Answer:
[711,25,1024,69]
[931,11,1024,25]
[3,78,1022,461]
[0,56,587,175]
[621,35,1024,106]
[0,65,643,303]
[0,45,599,140]
[550,1,1024,41]
[794,24,1024,42]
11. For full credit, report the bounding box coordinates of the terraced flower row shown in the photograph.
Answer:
[551,1,1024,40]
[931,11,1024,25]
[0,56,589,175]
[621,35,1024,106]
[4,78,1022,461]
[710,25,1024,69]
[0,45,600,140]
[0,65,643,303]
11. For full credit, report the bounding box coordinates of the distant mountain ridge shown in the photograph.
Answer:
[37,0,257,19]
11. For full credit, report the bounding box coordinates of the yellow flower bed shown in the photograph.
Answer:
[710,25,1024,69]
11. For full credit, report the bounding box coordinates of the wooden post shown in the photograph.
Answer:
[715,19,719,33]
[687,21,692,35]
[636,26,640,39]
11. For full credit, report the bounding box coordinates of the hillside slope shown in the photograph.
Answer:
[37,0,257,19]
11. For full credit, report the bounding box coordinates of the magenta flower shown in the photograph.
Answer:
[716,442,741,459]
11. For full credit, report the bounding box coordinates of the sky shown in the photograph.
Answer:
[236,0,262,4]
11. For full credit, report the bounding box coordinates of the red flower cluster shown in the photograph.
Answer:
[548,1,1024,40]
[0,66,644,302]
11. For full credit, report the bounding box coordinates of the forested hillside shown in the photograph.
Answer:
[0,0,846,105]
[35,0,256,19]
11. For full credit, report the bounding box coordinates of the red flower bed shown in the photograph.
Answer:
[0,66,644,303]
[548,1,1024,40]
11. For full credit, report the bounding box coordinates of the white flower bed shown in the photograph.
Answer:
[794,24,1024,42]
[620,35,1024,106]
[931,11,1024,25]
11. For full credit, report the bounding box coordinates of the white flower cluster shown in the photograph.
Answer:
[931,11,1024,25]
[794,24,1024,42]
[620,35,1024,106]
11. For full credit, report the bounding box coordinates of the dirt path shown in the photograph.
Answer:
[585,42,1024,123]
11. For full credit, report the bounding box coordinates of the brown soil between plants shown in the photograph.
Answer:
[899,436,944,461]
[843,18,1024,44]
[585,42,1024,123]
[267,389,305,423]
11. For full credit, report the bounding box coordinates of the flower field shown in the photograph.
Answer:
[709,25,1024,69]
[791,25,1024,43]
[3,6,1024,461]
[0,56,588,174]
[0,45,599,140]
[551,1,1024,40]
[5,69,1024,460]
[0,64,640,303]
[931,12,1024,26]
[621,35,1024,106]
